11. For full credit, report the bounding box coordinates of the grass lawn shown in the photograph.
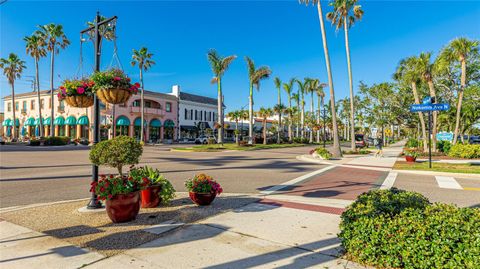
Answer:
[172,143,308,152]
[394,161,480,174]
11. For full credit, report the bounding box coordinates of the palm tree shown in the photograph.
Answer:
[0,53,26,139]
[256,107,273,145]
[239,109,249,140]
[131,47,155,142]
[299,0,342,157]
[273,103,287,143]
[274,77,282,143]
[283,78,295,142]
[326,0,364,151]
[316,82,327,143]
[36,23,69,137]
[207,49,237,144]
[245,56,271,144]
[394,56,428,152]
[438,38,479,144]
[226,110,241,145]
[416,52,438,151]
[291,92,300,137]
[296,79,307,139]
[24,33,47,137]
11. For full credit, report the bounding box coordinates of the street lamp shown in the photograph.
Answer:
[80,12,118,209]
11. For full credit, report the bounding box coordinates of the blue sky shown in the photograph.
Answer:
[1,0,479,112]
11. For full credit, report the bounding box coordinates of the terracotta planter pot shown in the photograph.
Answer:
[64,95,94,108]
[189,192,216,206]
[405,156,417,163]
[96,88,132,104]
[105,191,140,223]
[140,185,162,208]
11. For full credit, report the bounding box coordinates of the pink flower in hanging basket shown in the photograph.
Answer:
[77,87,85,94]
[114,77,122,81]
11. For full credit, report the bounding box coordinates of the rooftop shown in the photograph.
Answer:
[179,92,218,106]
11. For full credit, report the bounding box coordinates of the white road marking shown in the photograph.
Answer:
[260,165,336,195]
[435,176,462,189]
[380,171,398,190]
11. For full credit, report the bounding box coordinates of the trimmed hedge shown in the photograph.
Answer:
[29,139,41,146]
[448,144,480,159]
[339,188,480,268]
[44,136,70,146]
[437,140,452,153]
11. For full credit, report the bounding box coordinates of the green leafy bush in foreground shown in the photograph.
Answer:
[339,188,480,268]
[448,144,480,159]
[315,147,333,159]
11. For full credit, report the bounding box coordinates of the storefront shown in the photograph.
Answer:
[115,116,130,136]
[133,117,147,141]
[149,119,162,143]
[77,115,89,139]
[180,125,198,139]
[163,119,175,141]
[65,116,76,138]
[54,116,65,136]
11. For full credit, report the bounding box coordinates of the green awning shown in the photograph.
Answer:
[116,116,130,126]
[77,116,89,126]
[43,117,51,125]
[54,116,65,126]
[34,118,42,126]
[150,119,162,127]
[6,118,20,127]
[2,119,11,126]
[164,120,175,128]
[134,118,147,127]
[24,117,35,126]
[65,116,76,125]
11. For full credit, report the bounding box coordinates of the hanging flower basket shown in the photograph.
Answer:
[91,69,139,105]
[58,78,95,108]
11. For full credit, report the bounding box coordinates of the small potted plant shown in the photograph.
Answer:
[91,68,139,104]
[90,174,145,223]
[404,150,419,163]
[130,166,176,208]
[185,174,223,206]
[58,78,95,107]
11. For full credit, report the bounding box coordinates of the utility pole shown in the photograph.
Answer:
[80,12,118,209]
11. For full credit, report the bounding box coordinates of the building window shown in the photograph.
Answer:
[48,98,51,109]
[31,100,35,110]
[133,100,140,107]
[145,101,151,108]
[200,111,203,121]
[59,100,65,110]
[190,109,193,120]
[184,109,188,120]
[208,111,211,121]
[195,110,198,120]
[41,99,45,109]
[166,102,172,112]
[15,102,19,111]
[7,102,11,112]
[22,101,27,110]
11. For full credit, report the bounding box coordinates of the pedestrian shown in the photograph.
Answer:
[374,135,383,157]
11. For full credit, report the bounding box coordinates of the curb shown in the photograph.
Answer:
[391,169,480,179]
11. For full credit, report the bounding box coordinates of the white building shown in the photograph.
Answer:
[169,85,220,141]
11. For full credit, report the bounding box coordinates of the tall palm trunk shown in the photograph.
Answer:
[11,83,16,139]
[277,89,281,144]
[49,47,55,137]
[288,96,292,142]
[263,120,267,145]
[316,95,321,143]
[427,80,437,151]
[217,78,224,144]
[309,91,314,143]
[248,84,254,144]
[35,57,44,137]
[344,19,356,151]
[295,99,300,138]
[140,68,145,142]
[412,82,428,152]
[301,92,305,138]
[235,120,239,145]
[453,59,466,145]
[316,1,342,157]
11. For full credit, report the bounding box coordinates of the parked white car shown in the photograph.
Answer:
[195,135,216,144]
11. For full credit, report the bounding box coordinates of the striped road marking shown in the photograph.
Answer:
[435,176,462,190]
[380,171,398,190]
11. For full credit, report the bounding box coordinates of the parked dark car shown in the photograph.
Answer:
[469,136,480,144]
[355,134,367,148]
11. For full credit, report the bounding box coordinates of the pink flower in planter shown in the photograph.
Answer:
[77,87,85,94]
[114,77,122,81]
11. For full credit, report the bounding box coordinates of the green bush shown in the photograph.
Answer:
[29,139,41,146]
[339,189,480,268]
[129,166,176,204]
[406,138,419,148]
[315,147,332,159]
[44,136,70,146]
[437,140,452,153]
[89,136,143,174]
[293,137,309,144]
[448,144,480,159]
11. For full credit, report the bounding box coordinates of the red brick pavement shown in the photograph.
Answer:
[257,199,345,215]
[277,166,387,200]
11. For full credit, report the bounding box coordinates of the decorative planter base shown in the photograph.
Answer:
[189,192,216,206]
[405,156,417,163]
[140,186,162,208]
[65,95,94,108]
[106,192,140,223]
[96,88,132,104]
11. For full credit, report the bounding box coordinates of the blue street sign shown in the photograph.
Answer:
[436,132,453,142]
[410,103,450,112]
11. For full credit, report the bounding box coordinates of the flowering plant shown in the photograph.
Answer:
[129,166,176,204]
[57,78,95,100]
[90,69,139,94]
[90,174,148,200]
[185,173,223,195]
[404,150,419,158]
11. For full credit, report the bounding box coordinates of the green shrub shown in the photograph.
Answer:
[293,137,309,144]
[89,136,143,174]
[315,147,332,159]
[129,166,176,204]
[404,149,419,158]
[44,136,70,146]
[437,140,452,153]
[448,144,480,159]
[339,189,480,268]
[406,138,419,148]
[29,139,41,146]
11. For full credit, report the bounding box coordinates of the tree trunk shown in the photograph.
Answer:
[263,120,267,145]
[316,1,342,157]
[277,89,281,144]
[344,19,356,151]
[316,95,321,143]
[309,92,314,143]
[301,92,305,139]
[140,68,145,142]
[412,82,428,152]
[453,59,466,145]
[50,48,55,137]
[235,120,239,145]
[11,83,16,139]
[288,96,292,142]
[248,84,254,144]
[217,78,224,144]
[35,57,44,137]
[427,80,437,151]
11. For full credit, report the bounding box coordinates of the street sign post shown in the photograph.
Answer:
[437,132,454,142]
[409,100,451,168]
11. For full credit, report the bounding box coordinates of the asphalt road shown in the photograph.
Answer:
[0,144,323,208]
